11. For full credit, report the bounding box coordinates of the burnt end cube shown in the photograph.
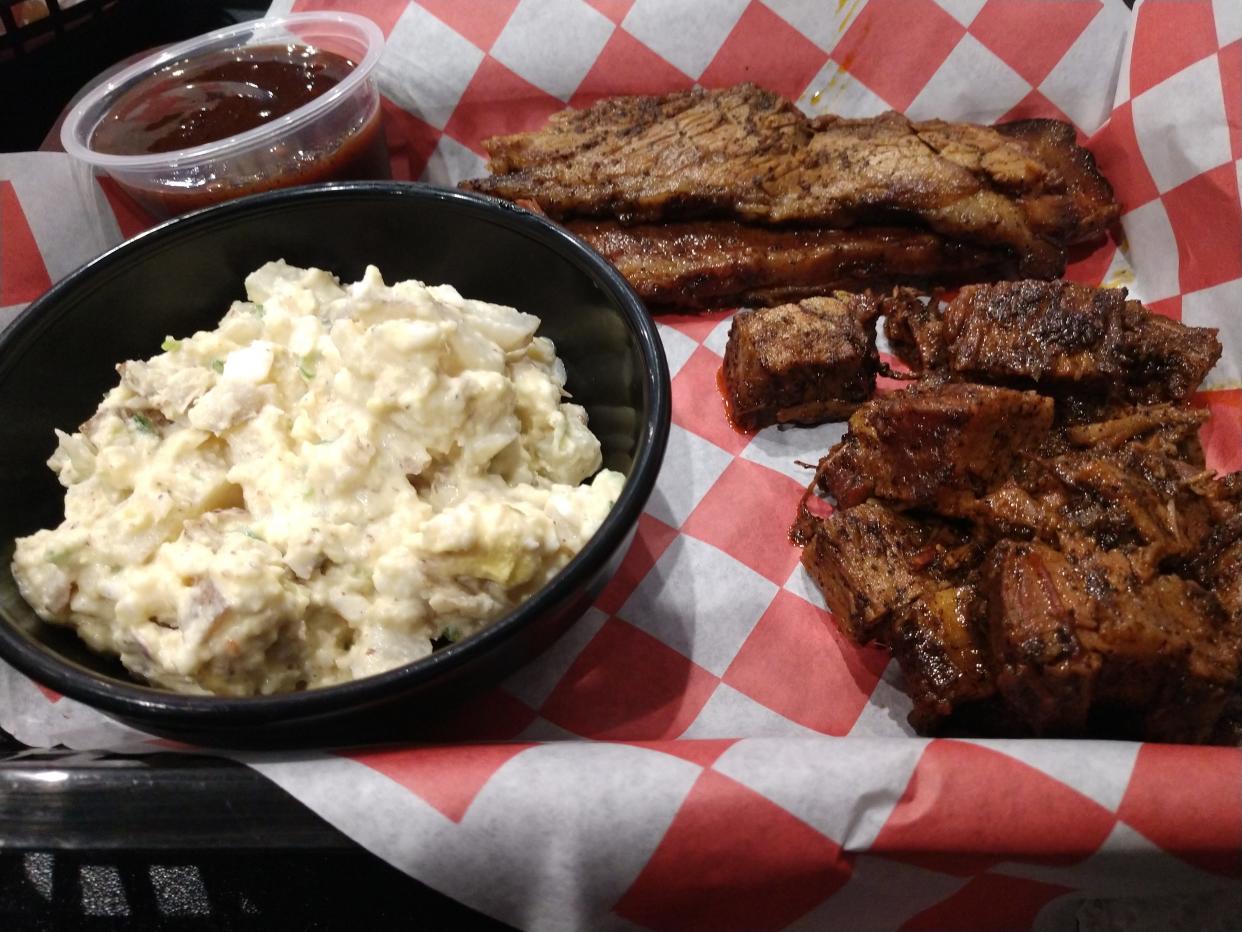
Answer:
[940,281,1222,404]
[984,540,1242,742]
[816,382,1055,512]
[1087,573,1240,743]
[722,295,878,431]
[888,585,998,733]
[798,500,927,643]
[1116,303,1222,404]
[982,541,1100,735]
[943,280,1125,393]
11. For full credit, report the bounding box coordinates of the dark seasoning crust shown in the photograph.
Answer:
[571,221,1011,310]
[794,283,1236,744]
[461,84,1239,744]
[914,280,1222,404]
[461,84,1120,304]
[722,293,884,430]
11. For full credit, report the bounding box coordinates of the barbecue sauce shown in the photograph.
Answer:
[716,365,754,435]
[90,43,388,215]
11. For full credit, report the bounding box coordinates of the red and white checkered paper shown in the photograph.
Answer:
[3,0,1241,928]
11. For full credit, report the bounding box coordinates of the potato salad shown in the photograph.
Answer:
[11,262,624,695]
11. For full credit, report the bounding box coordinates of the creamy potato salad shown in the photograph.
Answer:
[12,262,624,695]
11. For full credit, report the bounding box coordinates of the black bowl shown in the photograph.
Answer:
[0,182,669,746]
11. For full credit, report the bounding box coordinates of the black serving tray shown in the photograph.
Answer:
[0,727,515,929]
[0,729,347,851]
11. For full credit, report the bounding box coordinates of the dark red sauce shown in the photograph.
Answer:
[93,44,356,155]
[91,43,389,216]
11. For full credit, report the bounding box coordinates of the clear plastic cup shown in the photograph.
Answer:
[61,12,389,219]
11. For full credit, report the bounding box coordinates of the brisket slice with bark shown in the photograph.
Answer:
[462,84,1119,277]
[570,221,1012,309]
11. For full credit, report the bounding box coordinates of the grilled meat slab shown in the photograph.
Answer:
[816,382,1055,511]
[885,280,1222,403]
[462,84,1119,277]
[722,294,886,430]
[571,220,1012,309]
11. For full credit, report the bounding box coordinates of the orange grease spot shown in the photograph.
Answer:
[716,365,756,436]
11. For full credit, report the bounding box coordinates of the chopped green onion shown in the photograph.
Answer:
[210,359,224,374]
[241,527,263,541]
[253,303,266,318]
[160,336,181,352]
[298,352,318,380]
[131,414,155,434]
[46,547,75,565]
[444,626,461,643]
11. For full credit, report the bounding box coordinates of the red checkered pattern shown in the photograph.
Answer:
[3,1,1242,929]
[0,181,52,307]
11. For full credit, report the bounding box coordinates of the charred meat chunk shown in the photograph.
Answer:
[797,358,1241,742]
[798,499,997,731]
[943,281,1128,393]
[984,542,1242,742]
[816,382,1054,511]
[981,541,1103,734]
[941,281,1221,403]
[799,500,944,642]
[1116,305,1222,404]
[888,585,999,733]
[722,295,880,429]
[1093,571,1240,744]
